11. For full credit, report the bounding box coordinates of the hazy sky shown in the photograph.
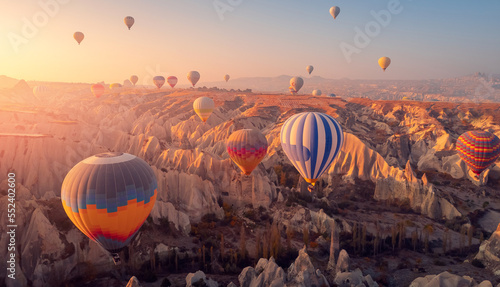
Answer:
[1,0,500,85]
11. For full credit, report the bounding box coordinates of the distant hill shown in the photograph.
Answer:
[0,75,19,89]
[203,73,500,102]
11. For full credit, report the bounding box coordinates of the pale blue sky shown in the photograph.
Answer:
[1,0,499,84]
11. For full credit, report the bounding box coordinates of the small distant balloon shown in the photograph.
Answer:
[167,76,178,88]
[193,97,214,122]
[124,16,135,30]
[227,129,268,175]
[378,57,391,71]
[130,75,138,86]
[312,89,322,96]
[187,71,200,87]
[327,93,336,98]
[91,84,105,98]
[290,77,304,93]
[73,32,84,44]
[330,6,340,19]
[224,74,230,82]
[153,76,165,89]
[306,65,314,75]
[110,83,122,89]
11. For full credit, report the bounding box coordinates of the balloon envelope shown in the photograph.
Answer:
[312,90,322,96]
[193,97,214,122]
[73,32,84,44]
[227,129,268,175]
[130,75,138,86]
[327,94,336,98]
[280,112,344,187]
[378,57,391,71]
[187,71,200,87]
[91,84,105,98]
[167,76,178,88]
[124,16,134,30]
[153,76,165,89]
[290,77,304,93]
[224,74,230,82]
[456,131,500,175]
[306,65,314,75]
[110,83,122,89]
[61,152,157,254]
[330,6,340,19]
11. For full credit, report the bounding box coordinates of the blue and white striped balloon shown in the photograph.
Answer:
[280,112,344,186]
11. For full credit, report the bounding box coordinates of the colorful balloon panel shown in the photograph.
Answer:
[456,131,500,175]
[280,112,344,186]
[91,84,105,98]
[193,97,214,122]
[61,152,157,253]
[227,129,268,175]
[167,76,178,88]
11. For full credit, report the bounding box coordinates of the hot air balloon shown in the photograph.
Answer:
[110,83,122,89]
[153,76,165,89]
[290,77,304,93]
[193,97,214,122]
[330,6,340,19]
[280,112,344,189]
[227,129,268,175]
[187,71,200,87]
[378,57,391,71]
[91,84,105,98]
[33,85,49,100]
[130,75,138,86]
[167,76,178,88]
[312,90,322,96]
[224,74,230,82]
[124,16,135,30]
[327,94,336,98]
[306,65,314,75]
[73,32,84,44]
[61,152,157,264]
[456,131,500,176]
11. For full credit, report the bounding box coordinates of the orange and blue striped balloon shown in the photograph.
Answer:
[456,131,500,175]
[61,152,157,255]
[227,129,268,175]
